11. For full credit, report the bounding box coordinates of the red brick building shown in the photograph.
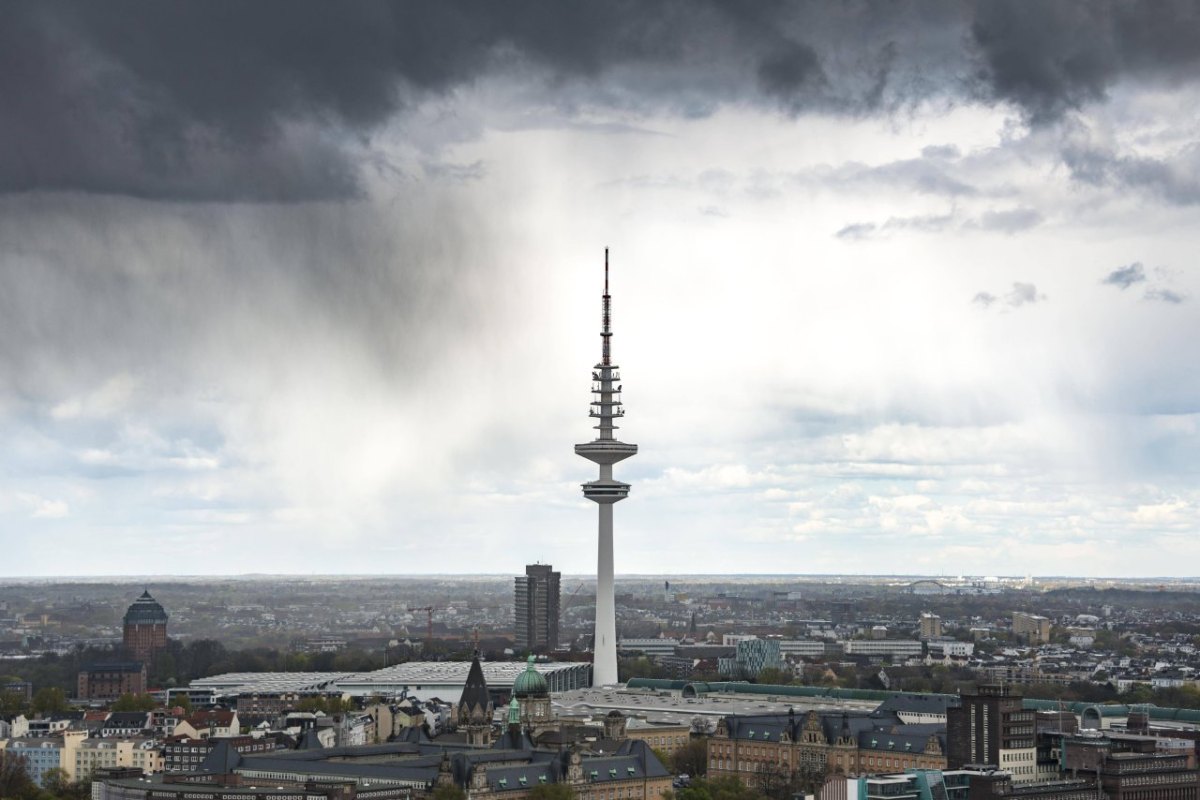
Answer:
[78,662,147,700]
[123,590,169,663]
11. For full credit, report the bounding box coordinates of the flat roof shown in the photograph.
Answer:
[190,662,591,700]
[553,686,879,725]
[338,661,587,687]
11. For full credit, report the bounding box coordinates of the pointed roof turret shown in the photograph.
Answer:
[507,697,521,726]
[458,651,493,724]
[200,739,243,773]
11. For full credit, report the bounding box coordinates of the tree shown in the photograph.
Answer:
[431,784,467,800]
[676,775,761,800]
[619,657,666,682]
[0,752,37,800]
[172,693,193,714]
[31,686,68,714]
[755,763,802,800]
[111,693,157,712]
[41,767,91,800]
[0,689,28,715]
[296,695,350,715]
[671,739,709,778]
[528,783,577,800]
[755,668,792,686]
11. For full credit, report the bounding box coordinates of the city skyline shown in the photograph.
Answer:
[2,4,1199,577]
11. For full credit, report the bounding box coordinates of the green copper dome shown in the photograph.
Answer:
[512,654,549,697]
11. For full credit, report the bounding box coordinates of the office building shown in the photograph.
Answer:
[947,685,1037,782]
[708,710,948,780]
[515,563,560,652]
[920,613,943,640]
[1012,613,1051,645]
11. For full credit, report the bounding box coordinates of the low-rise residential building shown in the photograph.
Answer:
[163,735,277,773]
[101,712,154,738]
[1,730,86,785]
[173,709,240,739]
[74,737,164,779]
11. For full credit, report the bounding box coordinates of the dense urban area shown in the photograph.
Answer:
[2,574,1200,800]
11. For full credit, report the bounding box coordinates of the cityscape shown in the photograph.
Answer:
[3,4,1200,800]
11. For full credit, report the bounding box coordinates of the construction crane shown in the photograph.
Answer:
[560,583,587,612]
[415,606,435,651]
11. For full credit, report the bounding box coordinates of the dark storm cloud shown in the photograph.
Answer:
[1103,262,1147,289]
[8,1,1200,201]
[757,40,828,103]
[6,0,905,201]
[970,1,1200,124]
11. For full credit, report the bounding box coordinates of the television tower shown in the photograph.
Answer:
[575,249,637,687]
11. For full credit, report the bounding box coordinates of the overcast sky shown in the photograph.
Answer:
[3,2,1199,578]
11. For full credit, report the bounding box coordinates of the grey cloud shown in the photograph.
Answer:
[1102,262,1146,289]
[1063,144,1200,206]
[1146,287,1185,304]
[1006,282,1045,307]
[836,222,877,241]
[0,194,500,402]
[976,207,1043,234]
[808,157,978,198]
[972,283,1045,310]
[921,144,962,160]
[837,213,956,241]
[972,292,997,307]
[422,160,487,182]
[1100,261,1184,304]
[855,159,977,197]
[890,214,957,233]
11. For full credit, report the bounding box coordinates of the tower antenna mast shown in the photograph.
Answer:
[575,248,638,687]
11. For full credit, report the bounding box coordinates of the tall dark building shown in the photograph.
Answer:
[123,590,168,663]
[514,563,560,652]
[948,684,1037,781]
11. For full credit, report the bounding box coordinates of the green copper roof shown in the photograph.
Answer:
[123,590,168,625]
[508,697,521,725]
[512,654,549,697]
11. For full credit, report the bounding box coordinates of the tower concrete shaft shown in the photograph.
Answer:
[574,249,636,687]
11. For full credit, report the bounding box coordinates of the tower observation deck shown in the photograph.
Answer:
[575,249,637,687]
